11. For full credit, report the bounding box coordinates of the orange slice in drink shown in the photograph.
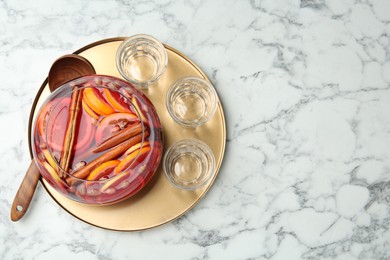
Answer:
[115,146,151,173]
[95,112,139,145]
[37,103,51,137]
[86,160,120,181]
[104,88,133,113]
[37,97,71,137]
[82,98,99,120]
[83,88,115,116]
[46,104,95,153]
[124,141,150,156]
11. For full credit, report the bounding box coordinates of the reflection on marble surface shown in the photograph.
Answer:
[1,0,390,259]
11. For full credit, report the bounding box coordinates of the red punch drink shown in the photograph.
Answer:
[32,75,163,204]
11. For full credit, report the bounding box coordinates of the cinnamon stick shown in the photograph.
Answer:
[93,123,143,153]
[60,87,83,176]
[66,131,149,185]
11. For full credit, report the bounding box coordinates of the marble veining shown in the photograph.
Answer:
[1,0,390,259]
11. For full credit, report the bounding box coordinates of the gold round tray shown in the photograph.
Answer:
[28,37,226,231]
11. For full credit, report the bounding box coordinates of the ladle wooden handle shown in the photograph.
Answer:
[10,54,96,221]
[10,161,40,221]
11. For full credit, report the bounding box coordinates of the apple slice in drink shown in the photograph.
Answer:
[42,161,67,190]
[131,96,147,123]
[124,141,150,156]
[115,146,151,173]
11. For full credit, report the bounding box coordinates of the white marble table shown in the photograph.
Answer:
[1,0,390,259]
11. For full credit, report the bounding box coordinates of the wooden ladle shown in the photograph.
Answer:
[11,54,96,221]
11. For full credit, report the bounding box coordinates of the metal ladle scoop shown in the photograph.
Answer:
[10,54,95,221]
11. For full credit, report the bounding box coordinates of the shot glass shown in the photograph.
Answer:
[163,139,215,190]
[116,34,168,88]
[166,77,217,128]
